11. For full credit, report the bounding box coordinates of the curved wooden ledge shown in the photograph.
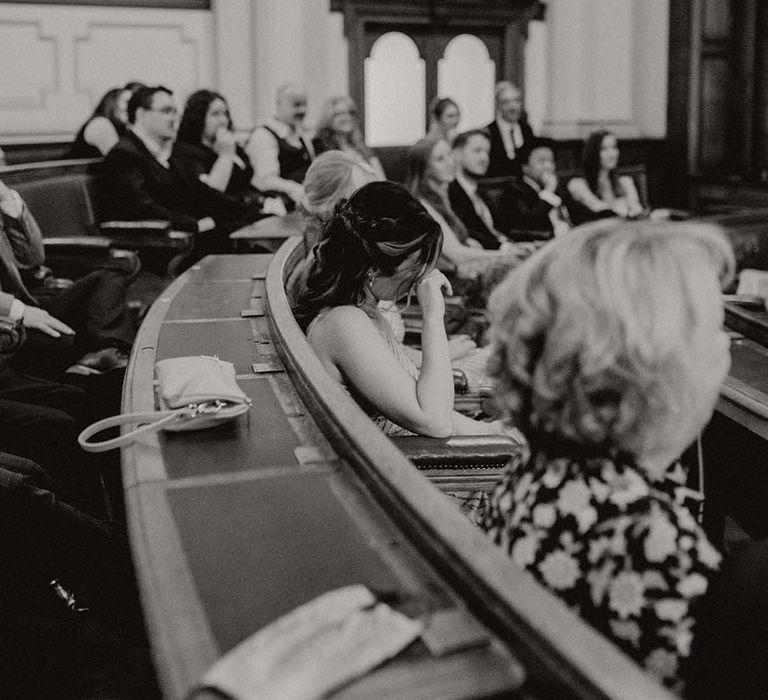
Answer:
[266,237,672,700]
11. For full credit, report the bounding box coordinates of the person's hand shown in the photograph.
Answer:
[449,335,477,361]
[611,200,630,217]
[286,181,305,205]
[213,128,236,156]
[541,171,558,193]
[416,270,452,319]
[0,178,13,205]
[21,307,75,338]
[649,207,671,222]
[197,216,216,232]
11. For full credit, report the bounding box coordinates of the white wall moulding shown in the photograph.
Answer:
[541,0,669,140]
[0,4,212,139]
[74,23,205,101]
[5,1,211,8]
[0,21,58,111]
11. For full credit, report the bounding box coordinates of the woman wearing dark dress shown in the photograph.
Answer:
[566,129,644,225]
[174,89,263,220]
[480,219,734,692]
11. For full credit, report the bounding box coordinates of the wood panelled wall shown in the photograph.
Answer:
[668,0,768,211]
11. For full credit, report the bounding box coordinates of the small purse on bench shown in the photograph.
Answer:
[78,355,252,453]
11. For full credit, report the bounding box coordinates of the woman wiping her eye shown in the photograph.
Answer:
[293,181,511,439]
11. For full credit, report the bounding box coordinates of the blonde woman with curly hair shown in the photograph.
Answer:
[479,219,734,692]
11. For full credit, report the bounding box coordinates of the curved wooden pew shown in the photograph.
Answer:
[266,237,672,699]
[120,248,671,699]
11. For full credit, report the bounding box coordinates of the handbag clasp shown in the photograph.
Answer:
[190,400,227,416]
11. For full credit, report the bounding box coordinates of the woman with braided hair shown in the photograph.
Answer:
[293,181,506,438]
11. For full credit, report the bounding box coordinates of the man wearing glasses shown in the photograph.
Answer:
[101,85,241,256]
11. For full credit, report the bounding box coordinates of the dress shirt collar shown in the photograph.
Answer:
[495,115,522,135]
[130,125,173,167]
[523,175,542,192]
[266,118,311,142]
[456,171,479,198]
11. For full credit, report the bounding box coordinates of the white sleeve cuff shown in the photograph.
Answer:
[9,299,25,321]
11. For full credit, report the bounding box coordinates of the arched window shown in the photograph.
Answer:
[438,34,495,131]
[364,32,426,146]
[331,0,542,147]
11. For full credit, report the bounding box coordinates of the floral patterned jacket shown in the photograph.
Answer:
[479,439,721,692]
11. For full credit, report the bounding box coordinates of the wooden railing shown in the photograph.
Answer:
[265,237,673,700]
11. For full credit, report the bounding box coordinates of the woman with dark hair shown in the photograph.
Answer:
[293,181,504,438]
[174,89,262,218]
[312,96,385,180]
[427,97,461,143]
[566,129,644,224]
[69,86,131,159]
[407,136,529,280]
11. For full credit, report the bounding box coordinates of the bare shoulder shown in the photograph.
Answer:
[85,117,117,139]
[312,305,376,339]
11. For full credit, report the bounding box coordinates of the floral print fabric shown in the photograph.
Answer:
[479,445,721,692]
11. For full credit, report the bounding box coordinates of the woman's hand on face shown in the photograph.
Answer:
[416,270,452,318]
[213,127,236,156]
[611,200,630,217]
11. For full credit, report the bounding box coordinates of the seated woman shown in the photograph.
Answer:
[426,97,461,143]
[566,129,644,225]
[301,150,379,254]
[479,219,734,691]
[69,86,131,159]
[407,136,532,296]
[300,151,476,365]
[312,96,386,181]
[293,181,508,438]
[174,89,263,222]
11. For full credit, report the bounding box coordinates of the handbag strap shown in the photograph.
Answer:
[78,407,193,453]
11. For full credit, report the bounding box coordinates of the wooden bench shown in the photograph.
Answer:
[0,159,193,277]
[118,248,671,699]
[229,210,303,253]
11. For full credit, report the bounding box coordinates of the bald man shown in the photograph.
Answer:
[484,81,535,178]
[246,83,315,210]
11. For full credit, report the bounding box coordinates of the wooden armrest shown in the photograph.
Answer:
[98,221,192,250]
[100,219,171,231]
[43,236,112,252]
[43,237,142,280]
[392,434,519,491]
[392,434,521,468]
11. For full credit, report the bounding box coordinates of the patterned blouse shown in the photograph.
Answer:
[479,438,721,692]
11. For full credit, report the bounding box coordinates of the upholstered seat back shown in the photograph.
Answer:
[14,174,97,238]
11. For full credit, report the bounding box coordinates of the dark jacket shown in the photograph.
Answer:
[497,178,559,237]
[484,118,535,178]
[100,131,200,232]
[447,180,502,250]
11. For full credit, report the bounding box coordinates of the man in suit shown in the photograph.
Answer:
[0,177,134,377]
[448,129,507,250]
[496,138,571,238]
[484,81,535,179]
[101,85,245,256]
